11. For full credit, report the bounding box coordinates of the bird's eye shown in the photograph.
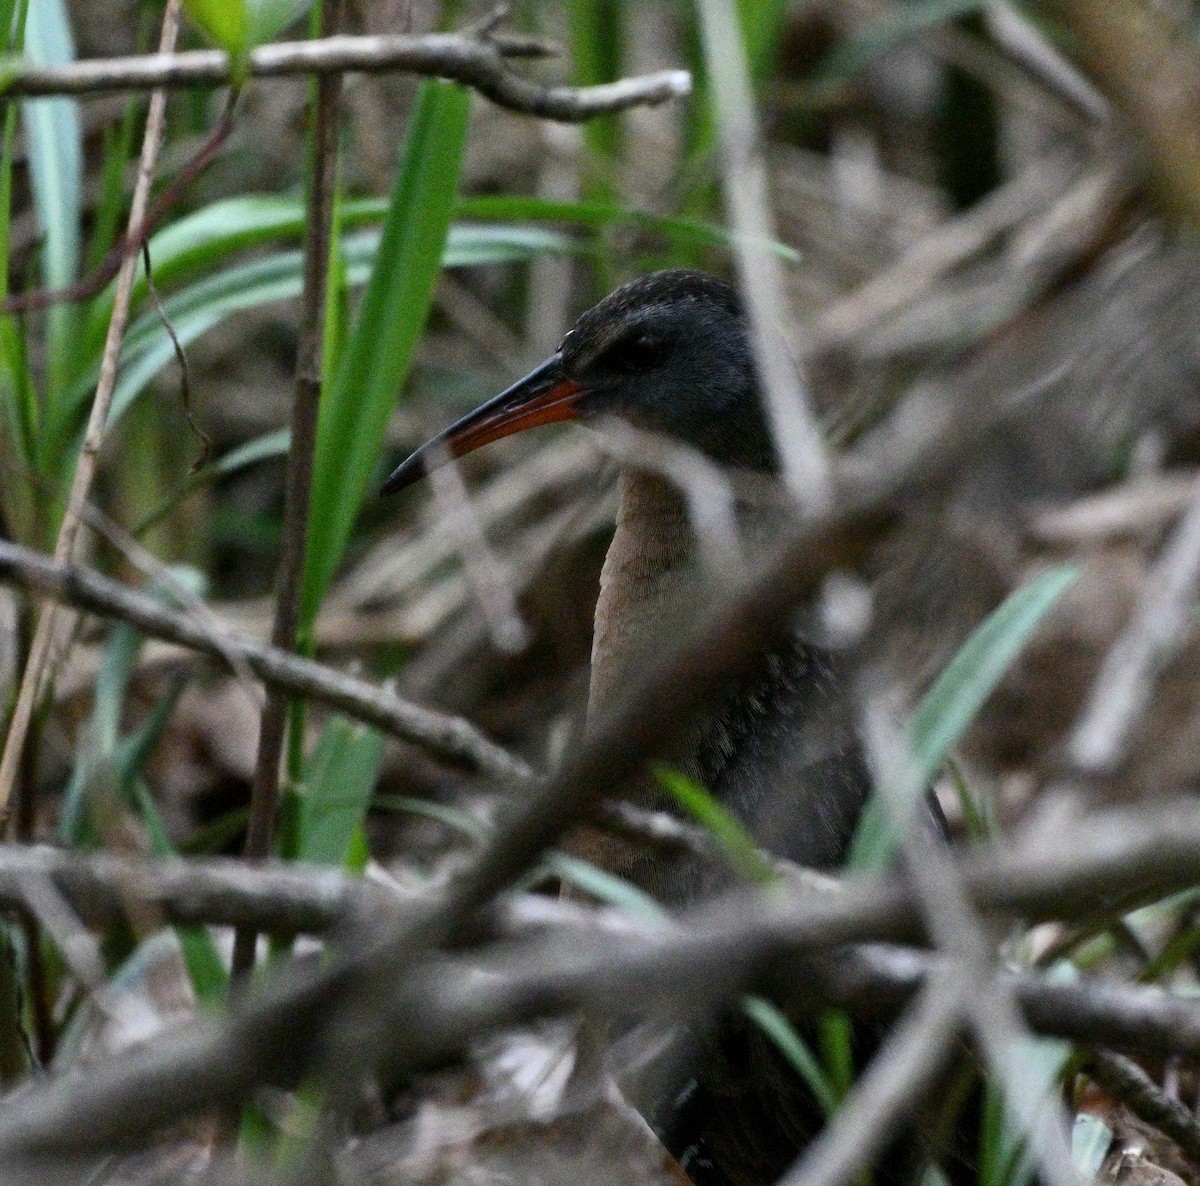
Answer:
[596,333,665,372]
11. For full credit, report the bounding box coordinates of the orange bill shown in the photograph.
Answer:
[381,353,582,495]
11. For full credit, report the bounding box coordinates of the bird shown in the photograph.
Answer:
[383,269,873,1185]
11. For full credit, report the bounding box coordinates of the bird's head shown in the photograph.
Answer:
[381,269,775,496]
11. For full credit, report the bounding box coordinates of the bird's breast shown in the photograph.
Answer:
[582,468,868,902]
[589,470,698,721]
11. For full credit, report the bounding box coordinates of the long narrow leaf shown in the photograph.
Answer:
[654,764,776,884]
[81,192,788,369]
[849,564,1079,871]
[291,715,384,867]
[741,995,839,1117]
[301,81,471,629]
[59,222,575,448]
[0,0,35,520]
[21,0,79,405]
[133,780,228,1004]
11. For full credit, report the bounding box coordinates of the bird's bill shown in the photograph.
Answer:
[380,352,583,495]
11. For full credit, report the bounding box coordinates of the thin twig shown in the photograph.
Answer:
[865,696,1079,1186]
[0,844,1198,1071]
[0,844,399,934]
[694,0,834,513]
[0,103,235,316]
[427,448,530,655]
[8,798,1200,1158]
[18,875,106,992]
[1083,1047,1200,1163]
[233,0,345,981]
[0,33,692,119]
[1067,479,1200,777]
[0,539,536,784]
[811,165,1066,350]
[776,972,972,1186]
[0,0,184,835]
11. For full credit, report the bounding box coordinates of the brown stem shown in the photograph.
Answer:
[0,103,235,316]
[231,1,345,980]
[0,538,535,783]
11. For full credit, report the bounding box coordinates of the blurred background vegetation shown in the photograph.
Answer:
[7,0,1200,1178]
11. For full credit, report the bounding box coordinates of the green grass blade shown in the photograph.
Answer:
[457,195,801,264]
[21,0,80,405]
[68,221,573,447]
[291,715,384,867]
[133,779,228,1003]
[850,565,1079,871]
[741,995,839,1117]
[737,0,790,78]
[300,80,471,629]
[0,2,34,536]
[566,0,621,212]
[135,427,293,538]
[818,1010,856,1098]
[87,99,138,272]
[182,0,249,56]
[246,0,311,44]
[81,194,389,358]
[80,188,770,370]
[542,851,669,920]
[373,794,489,842]
[654,764,776,884]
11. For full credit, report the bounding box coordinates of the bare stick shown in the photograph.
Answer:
[0,33,691,120]
[19,875,106,992]
[0,844,397,934]
[233,0,345,981]
[865,698,1078,1186]
[0,539,535,784]
[427,449,530,654]
[1083,1047,1200,1163]
[8,798,1200,1156]
[0,0,183,834]
[694,0,834,513]
[1067,479,1200,777]
[777,973,971,1186]
[0,845,1199,1071]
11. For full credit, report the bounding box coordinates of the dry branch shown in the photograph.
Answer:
[4,802,1200,1157]
[1083,1048,1200,1164]
[0,32,691,120]
[0,844,392,934]
[0,845,1196,1070]
[0,539,535,784]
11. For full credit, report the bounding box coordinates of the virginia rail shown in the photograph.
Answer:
[384,269,872,1185]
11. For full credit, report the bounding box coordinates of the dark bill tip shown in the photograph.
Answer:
[381,353,582,497]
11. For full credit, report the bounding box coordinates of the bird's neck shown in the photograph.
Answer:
[589,471,694,720]
[590,466,782,724]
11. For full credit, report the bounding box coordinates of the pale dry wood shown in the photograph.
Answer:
[0,0,184,831]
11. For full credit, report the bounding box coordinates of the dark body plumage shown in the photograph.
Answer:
[384,270,873,1186]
